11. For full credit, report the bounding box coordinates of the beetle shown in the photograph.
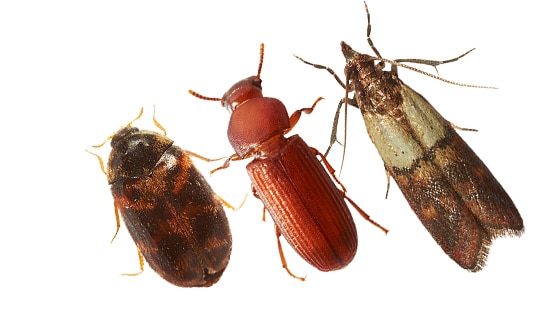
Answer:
[295,2,523,271]
[189,44,386,279]
[88,107,232,287]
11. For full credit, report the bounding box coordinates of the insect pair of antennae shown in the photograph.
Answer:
[189,43,266,101]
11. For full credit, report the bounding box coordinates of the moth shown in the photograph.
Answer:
[296,2,523,271]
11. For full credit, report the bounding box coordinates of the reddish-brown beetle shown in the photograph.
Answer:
[190,44,386,279]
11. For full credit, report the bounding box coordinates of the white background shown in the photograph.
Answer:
[1,0,546,309]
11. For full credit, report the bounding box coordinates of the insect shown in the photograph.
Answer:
[295,2,523,271]
[189,44,386,279]
[87,107,232,287]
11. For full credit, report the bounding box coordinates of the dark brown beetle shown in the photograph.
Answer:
[88,108,232,287]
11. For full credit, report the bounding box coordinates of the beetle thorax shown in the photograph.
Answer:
[227,97,290,158]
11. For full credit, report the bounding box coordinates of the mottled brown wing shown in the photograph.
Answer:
[434,129,523,233]
[391,157,490,271]
[390,86,523,271]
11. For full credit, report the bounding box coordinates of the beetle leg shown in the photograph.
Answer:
[121,247,145,277]
[275,225,306,281]
[250,186,268,222]
[85,149,108,175]
[214,193,246,211]
[111,201,121,243]
[210,153,242,174]
[286,97,324,134]
[311,145,389,234]
[309,146,348,193]
[184,150,226,163]
[340,190,389,234]
[152,105,167,136]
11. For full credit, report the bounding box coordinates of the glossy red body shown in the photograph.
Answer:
[223,74,359,271]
